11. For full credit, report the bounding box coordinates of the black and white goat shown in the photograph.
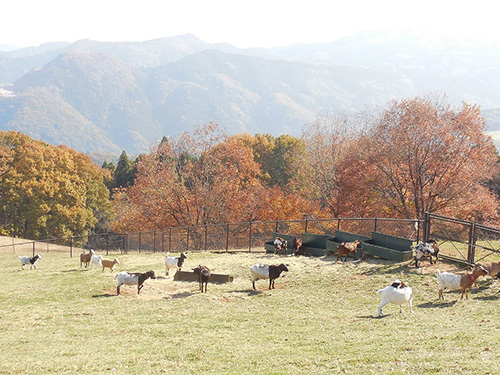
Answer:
[19,254,41,270]
[165,252,187,276]
[413,240,439,268]
[193,265,211,293]
[250,263,289,290]
[115,270,156,295]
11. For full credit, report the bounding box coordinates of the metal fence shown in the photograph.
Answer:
[0,216,420,257]
[424,212,500,265]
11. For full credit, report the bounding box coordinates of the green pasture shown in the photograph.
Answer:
[1,250,500,374]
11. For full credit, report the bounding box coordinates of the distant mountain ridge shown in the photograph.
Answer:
[1,32,500,161]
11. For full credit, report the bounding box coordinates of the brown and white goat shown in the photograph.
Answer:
[274,238,288,255]
[115,270,156,295]
[437,265,488,300]
[336,240,361,262]
[193,265,211,292]
[413,240,440,268]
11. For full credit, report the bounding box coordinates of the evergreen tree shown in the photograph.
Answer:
[114,151,134,188]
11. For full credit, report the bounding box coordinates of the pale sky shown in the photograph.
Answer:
[2,0,500,49]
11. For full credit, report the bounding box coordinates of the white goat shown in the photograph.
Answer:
[115,270,156,295]
[19,254,41,270]
[165,252,187,276]
[377,280,413,317]
[91,254,103,269]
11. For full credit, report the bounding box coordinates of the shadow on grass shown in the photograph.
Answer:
[92,293,115,298]
[356,314,390,319]
[228,289,263,296]
[359,260,415,276]
[61,269,79,273]
[474,294,500,301]
[417,300,457,308]
[167,291,193,299]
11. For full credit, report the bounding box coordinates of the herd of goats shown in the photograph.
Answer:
[17,236,500,317]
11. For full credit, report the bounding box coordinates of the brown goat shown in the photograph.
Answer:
[80,249,95,268]
[473,261,500,287]
[102,258,119,272]
[193,265,211,292]
[292,237,303,256]
[336,240,361,262]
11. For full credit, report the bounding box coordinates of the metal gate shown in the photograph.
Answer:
[424,212,500,265]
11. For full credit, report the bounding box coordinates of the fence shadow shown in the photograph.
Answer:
[92,293,115,298]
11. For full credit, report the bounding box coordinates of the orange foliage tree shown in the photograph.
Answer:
[361,96,500,221]
[111,125,320,233]
[112,124,268,232]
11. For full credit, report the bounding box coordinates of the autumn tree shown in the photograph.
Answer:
[361,96,500,222]
[300,111,375,217]
[230,133,307,191]
[111,123,270,232]
[0,131,112,238]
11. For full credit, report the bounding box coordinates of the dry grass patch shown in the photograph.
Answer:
[1,249,500,374]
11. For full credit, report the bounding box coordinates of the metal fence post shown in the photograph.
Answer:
[226,224,230,252]
[139,231,142,253]
[169,227,172,252]
[187,227,190,251]
[106,234,109,255]
[248,222,252,252]
[423,212,430,242]
[305,219,309,233]
[32,241,35,257]
[468,222,477,264]
[70,237,73,257]
[204,225,208,251]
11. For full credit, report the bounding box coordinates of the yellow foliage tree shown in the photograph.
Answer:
[0,131,112,238]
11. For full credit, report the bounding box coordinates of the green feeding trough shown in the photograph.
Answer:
[362,231,413,262]
[326,230,371,260]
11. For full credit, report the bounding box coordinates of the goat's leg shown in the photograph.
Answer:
[409,296,413,313]
[378,300,388,316]
[116,285,121,295]
[252,280,256,290]
[138,284,144,294]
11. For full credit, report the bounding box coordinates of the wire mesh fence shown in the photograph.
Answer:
[0,216,421,257]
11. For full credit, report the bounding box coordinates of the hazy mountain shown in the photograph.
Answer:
[1,32,500,160]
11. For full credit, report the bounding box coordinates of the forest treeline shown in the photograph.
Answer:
[1,95,500,240]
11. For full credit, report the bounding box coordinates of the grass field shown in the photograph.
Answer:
[2,247,500,374]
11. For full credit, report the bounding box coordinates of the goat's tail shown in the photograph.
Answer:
[436,269,441,277]
[377,288,384,294]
